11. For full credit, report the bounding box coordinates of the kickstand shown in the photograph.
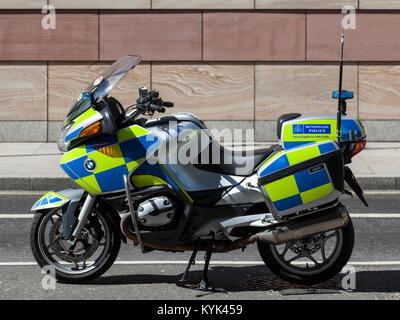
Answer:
[179,249,198,282]
[177,249,226,294]
[196,250,226,293]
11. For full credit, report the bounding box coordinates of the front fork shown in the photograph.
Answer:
[67,194,96,246]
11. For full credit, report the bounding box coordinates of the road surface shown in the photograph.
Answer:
[0,191,400,300]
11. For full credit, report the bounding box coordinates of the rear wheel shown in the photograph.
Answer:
[257,218,354,285]
[30,203,121,283]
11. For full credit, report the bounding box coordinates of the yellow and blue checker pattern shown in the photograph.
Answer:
[131,161,181,190]
[258,141,338,177]
[31,192,69,211]
[264,167,333,212]
[258,141,338,213]
[65,107,102,144]
[60,125,163,194]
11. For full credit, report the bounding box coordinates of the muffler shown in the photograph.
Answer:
[250,205,349,245]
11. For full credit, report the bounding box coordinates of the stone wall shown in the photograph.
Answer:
[0,1,399,142]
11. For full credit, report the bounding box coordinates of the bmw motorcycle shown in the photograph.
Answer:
[30,51,368,289]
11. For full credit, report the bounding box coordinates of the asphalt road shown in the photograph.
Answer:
[0,191,400,300]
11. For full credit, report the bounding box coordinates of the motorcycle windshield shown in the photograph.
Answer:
[66,55,141,120]
[89,55,141,101]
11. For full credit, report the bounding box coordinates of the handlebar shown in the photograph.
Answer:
[136,89,173,114]
[149,104,165,113]
[162,101,174,108]
[121,87,173,126]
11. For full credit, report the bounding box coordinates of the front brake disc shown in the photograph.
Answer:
[49,219,100,263]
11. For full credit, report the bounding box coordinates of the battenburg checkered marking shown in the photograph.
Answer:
[257,141,339,215]
[60,125,161,194]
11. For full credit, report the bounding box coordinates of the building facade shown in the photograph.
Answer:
[0,1,399,142]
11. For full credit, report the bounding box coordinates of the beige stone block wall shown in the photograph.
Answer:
[152,63,254,120]
[359,64,400,120]
[152,0,254,9]
[0,0,45,9]
[255,63,358,120]
[256,0,357,9]
[359,1,400,9]
[0,63,47,121]
[49,0,150,9]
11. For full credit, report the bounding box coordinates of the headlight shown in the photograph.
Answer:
[57,123,73,153]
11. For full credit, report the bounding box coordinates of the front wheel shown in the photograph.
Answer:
[30,203,121,283]
[257,217,354,285]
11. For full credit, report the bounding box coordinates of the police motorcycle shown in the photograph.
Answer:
[30,36,368,290]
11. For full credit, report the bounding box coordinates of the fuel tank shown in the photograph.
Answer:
[145,113,243,192]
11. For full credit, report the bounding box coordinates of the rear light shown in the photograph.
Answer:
[352,139,366,157]
[79,120,102,138]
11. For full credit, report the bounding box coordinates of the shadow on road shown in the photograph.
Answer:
[89,273,178,285]
[86,265,400,293]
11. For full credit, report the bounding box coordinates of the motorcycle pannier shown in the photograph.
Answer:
[257,140,344,218]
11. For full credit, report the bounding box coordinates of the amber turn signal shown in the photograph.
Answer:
[98,145,121,157]
[79,120,102,138]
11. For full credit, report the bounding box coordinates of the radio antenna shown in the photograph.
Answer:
[336,33,344,145]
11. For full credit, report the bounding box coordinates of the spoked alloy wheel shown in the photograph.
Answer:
[30,204,121,283]
[257,218,354,285]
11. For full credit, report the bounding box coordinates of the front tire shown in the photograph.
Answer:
[257,217,354,285]
[30,203,121,283]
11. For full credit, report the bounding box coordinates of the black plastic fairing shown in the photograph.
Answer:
[276,113,301,139]
[345,166,368,206]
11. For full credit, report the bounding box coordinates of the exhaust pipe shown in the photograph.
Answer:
[250,205,349,245]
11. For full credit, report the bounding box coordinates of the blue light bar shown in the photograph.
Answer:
[81,92,92,101]
[332,90,354,100]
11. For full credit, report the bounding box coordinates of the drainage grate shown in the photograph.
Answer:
[239,275,341,295]
[280,288,340,296]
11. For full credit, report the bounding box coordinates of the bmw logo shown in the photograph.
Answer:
[84,159,96,172]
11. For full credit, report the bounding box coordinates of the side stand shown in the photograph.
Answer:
[179,249,198,282]
[177,249,226,294]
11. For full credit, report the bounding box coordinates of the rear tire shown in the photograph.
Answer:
[30,203,121,283]
[257,217,354,285]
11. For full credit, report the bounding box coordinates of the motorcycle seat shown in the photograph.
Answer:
[195,142,280,177]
